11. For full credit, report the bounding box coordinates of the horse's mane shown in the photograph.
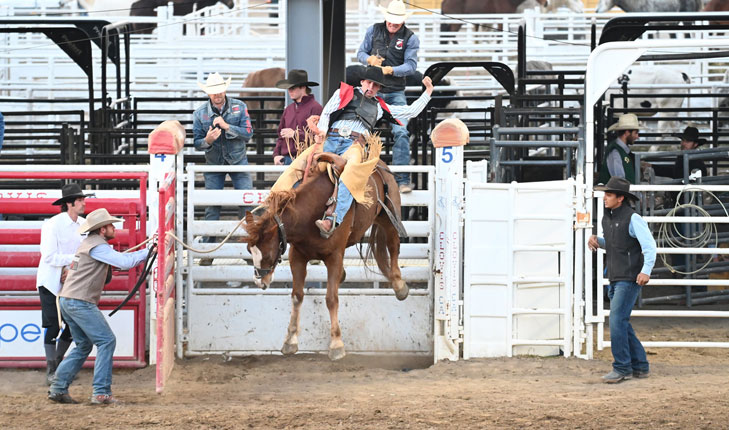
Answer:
[244,190,297,244]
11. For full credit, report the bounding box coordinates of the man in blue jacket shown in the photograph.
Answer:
[589,177,656,384]
[193,73,254,265]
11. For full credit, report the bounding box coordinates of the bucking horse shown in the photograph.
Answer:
[243,142,409,361]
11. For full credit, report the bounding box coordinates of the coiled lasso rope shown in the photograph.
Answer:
[657,187,729,276]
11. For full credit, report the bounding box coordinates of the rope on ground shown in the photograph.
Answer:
[657,187,729,276]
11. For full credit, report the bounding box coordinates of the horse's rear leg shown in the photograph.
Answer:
[375,218,409,301]
[282,247,306,356]
[324,255,346,361]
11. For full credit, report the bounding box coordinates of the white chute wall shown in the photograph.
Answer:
[463,180,575,358]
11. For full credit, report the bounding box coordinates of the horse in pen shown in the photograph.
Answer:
[243,136,409,361]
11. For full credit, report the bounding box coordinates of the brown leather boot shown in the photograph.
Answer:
[315,218,335,239]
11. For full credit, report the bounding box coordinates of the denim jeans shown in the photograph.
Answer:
[282,155,293,166]
[50,297,116,396]
[608,281,649,375]
[203,167,252,222]
[379,91,410,186]
[323,136,355,226]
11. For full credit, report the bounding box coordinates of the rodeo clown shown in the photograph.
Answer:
[270,66,433,238]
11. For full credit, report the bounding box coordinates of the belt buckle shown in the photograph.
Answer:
[338,125,352,138]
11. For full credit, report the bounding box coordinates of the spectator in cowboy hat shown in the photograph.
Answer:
[588,177,656,384]
[36,183,94,386]
[273,69,323,165]
[356,0,420,193]
[599,113,642,184]
[672,126,708,180]
[48,208,152,405]
[192,72,254,266]
[311,66,433,238]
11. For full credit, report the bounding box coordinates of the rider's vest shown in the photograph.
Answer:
[369,22,414,93]
[328,83,401,133]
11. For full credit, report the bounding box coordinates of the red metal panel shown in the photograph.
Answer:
[0,170,150,369]
[0,229,40,244]
[0,252,40,266]
[0,172,148,180]
[0,199,140,215]
[0,229,132,247]
[0,275,132,291]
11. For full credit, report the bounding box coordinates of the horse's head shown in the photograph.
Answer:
[244,197,292,289]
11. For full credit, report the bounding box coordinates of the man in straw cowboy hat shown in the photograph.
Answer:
[193,72,254,266]
[357,0,420,193]
[273,69,323,165]
[311,66,433,238]
[599,113,642,184]
[588,177,656,384]
[36,183,94,385]
[48,208,151,404]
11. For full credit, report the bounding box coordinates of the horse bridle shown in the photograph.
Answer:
[253,213,288,280]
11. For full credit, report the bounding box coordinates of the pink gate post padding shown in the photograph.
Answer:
[155,171,176,393]
[148,120,183,393]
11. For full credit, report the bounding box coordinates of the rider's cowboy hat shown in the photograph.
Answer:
[378,0,413,25]
[362,66,388,88]
[675,126,706,147]
[595,177,639,201]
[52,183,95,206]
[275,69,319,90]
[607,113,641,132]
[77,208,123,234]
[196,72,232,95]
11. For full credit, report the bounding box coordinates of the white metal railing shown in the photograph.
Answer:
[3,10,727,104]
[183,163,434,288]
[590,186,729,354]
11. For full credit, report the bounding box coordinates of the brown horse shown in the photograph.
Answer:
[240,67,286,128]
[704,0,729,10]
[244,156,409,360]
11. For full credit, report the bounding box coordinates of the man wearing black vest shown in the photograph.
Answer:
[357,0,419,193]
[313,66,433,238]
[588,177,656,384]
[598,113,641,184]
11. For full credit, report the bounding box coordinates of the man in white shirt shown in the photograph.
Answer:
[36,183,93,385]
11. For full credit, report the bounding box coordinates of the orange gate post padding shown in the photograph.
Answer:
[431,118,470,148]
[148,120,185,154]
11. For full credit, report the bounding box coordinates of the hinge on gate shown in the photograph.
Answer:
[457,299,465,343]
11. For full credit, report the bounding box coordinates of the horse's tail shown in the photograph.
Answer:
[366,222,393,281]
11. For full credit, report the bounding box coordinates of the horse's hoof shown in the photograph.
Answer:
[395,282,409,301]
[281,342,298,356]
[328,346,346,361]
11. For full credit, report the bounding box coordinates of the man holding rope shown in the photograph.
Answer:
[36,183,93,386]
[588,177,656,384]
[48,208,151,405]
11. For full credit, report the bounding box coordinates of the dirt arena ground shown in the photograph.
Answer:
[1,316,728,430]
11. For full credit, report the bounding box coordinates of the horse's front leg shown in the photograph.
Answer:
[282,247,307,356]
[324,254,346,361]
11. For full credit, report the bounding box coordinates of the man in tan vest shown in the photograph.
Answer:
[48,208,151,405]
